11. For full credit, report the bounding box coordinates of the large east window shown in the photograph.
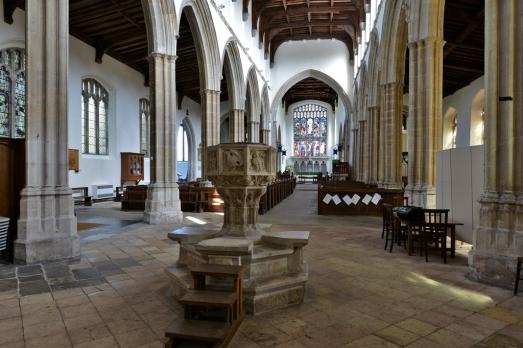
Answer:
[293,104,327,157]
[139,98,150,156]
[0,48,25,139]
[81,78,108,155]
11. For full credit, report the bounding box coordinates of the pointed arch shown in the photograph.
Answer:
[379,0,408,85]
[141,0,177,56]
[179,0,221,91]
[245,66,261,123]
[271,69,352,122]
[221,39,245,110]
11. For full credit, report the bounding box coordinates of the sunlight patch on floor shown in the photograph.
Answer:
[406,272,493,305]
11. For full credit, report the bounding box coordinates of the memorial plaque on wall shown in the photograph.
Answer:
[68,149,79,172]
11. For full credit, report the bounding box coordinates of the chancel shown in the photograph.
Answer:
[0,0,522,347]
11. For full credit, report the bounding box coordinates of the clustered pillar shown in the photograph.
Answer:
[406,37,444,208]
[379,82,403,189]
[16,0,80,263]
[470,0,523,289]
[144,52,183,224]
[368,106,380,184]
[229,109,244,143]
[201,89,221,177]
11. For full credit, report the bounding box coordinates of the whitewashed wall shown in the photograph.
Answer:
[270,40,352,104]
[0,6,150,194]
[68,38,150,191]
[442,76,485,148]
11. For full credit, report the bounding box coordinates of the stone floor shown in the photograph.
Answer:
[1,186,523,347]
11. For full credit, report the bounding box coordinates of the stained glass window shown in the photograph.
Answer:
[293,104,328,157]
[0,48,25,138]
[139,98,150,156]
[81,79,109,155]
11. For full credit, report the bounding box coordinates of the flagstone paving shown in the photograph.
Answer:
[0,189,522,347]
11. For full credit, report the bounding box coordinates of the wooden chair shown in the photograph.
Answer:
[422,209,449,263]
[515,257,522,295]
[383,204,405,252]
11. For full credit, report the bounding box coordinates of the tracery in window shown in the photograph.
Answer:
[139,98,150,156]
[293,104,328,157]
[0,48,25,138]
[81,79,108,155]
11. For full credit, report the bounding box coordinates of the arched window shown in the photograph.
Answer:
[177,123,189,162]
[443,107,458,150]
[0,48,25,139]
[139,98,150,156]
[293,103,328,157]
[177,122,190,181]
[81,79,108,155]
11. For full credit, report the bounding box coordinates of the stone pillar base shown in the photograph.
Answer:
[144,183,183,224]
[468,248,519,290]
[405,186,436,208]
[16,188,80,263]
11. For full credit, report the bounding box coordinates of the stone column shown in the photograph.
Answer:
[201,89,220,177]
[360,120,369,183]
[247,121,260,143]
[380,82,403,189]
[352,128,359,181]
[144,53,183,224]
[15,0,79,263]
[405,37,444,208]
[229,109,244,143]
[368,106,380,184]
[470,0,523,289]
[261,129,270,145]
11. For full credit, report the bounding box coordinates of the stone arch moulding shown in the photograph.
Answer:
[379,0,409,85]
[270,69,353,123]
[178,0,221,91]
[221,39,246,110]
[245,66,261,123]
[141,0,178,56]
[261,84,270,129]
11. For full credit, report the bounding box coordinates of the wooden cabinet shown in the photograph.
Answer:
[0,139,25,261]
[120,152,144,186]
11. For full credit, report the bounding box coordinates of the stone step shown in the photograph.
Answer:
[189,263,244,277]
[179,290,236,307]
[165,319,229,344]
[244,269,308,295]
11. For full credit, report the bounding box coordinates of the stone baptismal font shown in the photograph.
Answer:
[166,143,310,314]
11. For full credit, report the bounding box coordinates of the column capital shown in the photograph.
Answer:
[418,36,446,47]
[201,89,221,96]
[149,52,178,62]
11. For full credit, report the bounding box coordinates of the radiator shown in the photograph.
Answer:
[0,216,9,251]
[91,184,115,200]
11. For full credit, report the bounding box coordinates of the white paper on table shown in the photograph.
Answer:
[342,195,353,206]
[352,194,361,205]
[332,195,342,205]
[372,193,382,205]
[322,194,333,204]
[362,194,372,205]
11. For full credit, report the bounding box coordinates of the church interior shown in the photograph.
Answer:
[0,0,522,347]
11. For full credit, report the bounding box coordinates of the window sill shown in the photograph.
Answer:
[81,154,112,160]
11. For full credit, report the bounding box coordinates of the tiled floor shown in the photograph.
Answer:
[1,188,523,348]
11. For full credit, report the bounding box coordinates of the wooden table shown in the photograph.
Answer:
[394,214,463,257]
